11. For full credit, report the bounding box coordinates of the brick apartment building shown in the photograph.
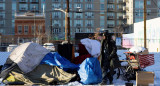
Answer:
[15,12,46,44]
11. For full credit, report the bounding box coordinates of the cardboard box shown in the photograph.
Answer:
[136,71,154,86]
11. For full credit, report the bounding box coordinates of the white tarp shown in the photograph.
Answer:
[9,42,50,73]
[129,46,146,53]
[80,38,101,58]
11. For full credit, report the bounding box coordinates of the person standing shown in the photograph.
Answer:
[100,30,121,85]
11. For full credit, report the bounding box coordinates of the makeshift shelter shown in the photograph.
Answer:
[0,42,102,85]
[8,42,50,73]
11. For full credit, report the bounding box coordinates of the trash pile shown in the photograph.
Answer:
[0,41,102,85]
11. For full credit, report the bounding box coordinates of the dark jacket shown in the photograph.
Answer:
[100,37,121,69]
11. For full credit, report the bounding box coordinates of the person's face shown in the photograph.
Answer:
[102,33,107,40]
[103,35,105,39]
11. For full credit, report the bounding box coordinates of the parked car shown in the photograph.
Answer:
[43,43,55,52]
[7,44,18,52]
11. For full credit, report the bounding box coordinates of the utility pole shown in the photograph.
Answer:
[50,14,52,42]
[34,6,36,42]
[144,0,147,48]
[65,0,70,43]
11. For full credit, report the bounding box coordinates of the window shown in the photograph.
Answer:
[100,4,105,10]
[0,12,5,19]
[0,29,4,34]
[86,28,93,33]
[74,4,82,10]
[107,13,115,18]
[107,20,115,26]
[52,4,61,9]
[85,20,93,27]
[19,4,28,10]
[158,1,160,7]
[0,20,4,24]
[86,4,93,10]
[18,25,22,34]
[0,3,5,10]
[53,28,60,34]
[147,0,151,5]
[135,0,144,8]
[135,10,143,17]
[0,20,4,27]
[32,25,35,35]
[30,4,38,11]
[24,25,28,34]
[147,9,151,15]
[107,4,114,9]
[100,16,104,27]
[52,12,61,18]
[117,13,123,19]
[117,5,123,10]
[74,13,83,19]
[85,12,94,18]
[75,28,82,33]
[74,20,83,27]
[100,0,104,2]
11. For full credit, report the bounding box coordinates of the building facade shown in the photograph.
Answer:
[1,0,160,39]
[127,0,160,33]
[45,0,128,41]
[0,0,12,35]
[15,12,46,44]
[17,0,42,14]
[1,0,128,41]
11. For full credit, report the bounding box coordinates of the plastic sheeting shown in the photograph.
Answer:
[78,58,102,85]
[40,52,79,71]
[9,42,50,73]
[40,52,102,85]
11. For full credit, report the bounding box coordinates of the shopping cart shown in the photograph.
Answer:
[117,52,154,81]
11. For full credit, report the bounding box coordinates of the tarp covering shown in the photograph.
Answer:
[2,42,102,85]
[80,38,101,58]
[8,42,50,73]
[40,52,102,85]
[129,46,148,54]
[8,64,76,85]
[78,58,102,84]
[40,52,79,71]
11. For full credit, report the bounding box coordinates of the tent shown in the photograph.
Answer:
[8,42,50,73]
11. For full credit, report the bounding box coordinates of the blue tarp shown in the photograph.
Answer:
[78,58,102,84]
[40,52,102,85]
[40,52,79,71]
